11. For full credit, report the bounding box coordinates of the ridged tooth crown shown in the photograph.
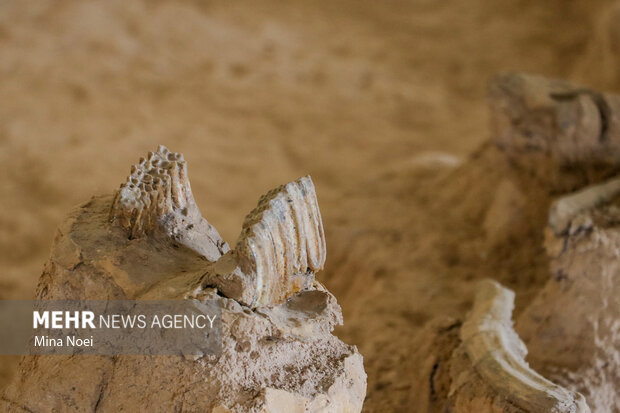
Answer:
[459,280,591,413]
[236,176,326,307]
[111,149,327,307]
[110,145,194,238]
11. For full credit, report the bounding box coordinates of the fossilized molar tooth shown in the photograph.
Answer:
[109,145,227,262]
[208,176,326,308]
[548,176,620,236]
[110,147,324,307]
[458,279,590,413]
[237,175,326,299]
[110,145,195,238]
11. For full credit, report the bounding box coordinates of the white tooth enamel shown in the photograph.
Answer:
[110,145,193,238]
[458,280,590,413]
[233,175,326,307]
[109,145,227,262]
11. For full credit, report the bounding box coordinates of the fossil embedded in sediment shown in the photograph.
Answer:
[110,145,194,238]
[488,72,620,191]
[458,279,590,413]
[109,146,325,307]
[109,145,227,262]
[548,176,620,236]
[1,148,366,412]
[237,176,326,304]
[519,187,620,413]
[209,176,326,308]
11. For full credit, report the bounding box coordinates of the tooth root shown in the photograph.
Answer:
[232,175,326,307]
[109,145,195,237]
[457,280,590,413]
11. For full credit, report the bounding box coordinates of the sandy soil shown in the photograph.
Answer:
[0,0,617,411]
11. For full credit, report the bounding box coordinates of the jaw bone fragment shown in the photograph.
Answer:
[1,146,366,412]
[111,146,326,307]
[205,175,327,308]
[451,279,590,413]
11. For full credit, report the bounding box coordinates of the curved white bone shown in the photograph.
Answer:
[460,280,590,413]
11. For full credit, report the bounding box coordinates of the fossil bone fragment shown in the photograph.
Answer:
[452,279,590,413]
[408,280,590,413]
[1,146,366,412]
[548,176,620,235]
[206,176,326,308]
[485,73,620,411]
[408,73,618,413]
[489,72,620,191]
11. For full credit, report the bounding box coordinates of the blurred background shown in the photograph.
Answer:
[0,0,618,411]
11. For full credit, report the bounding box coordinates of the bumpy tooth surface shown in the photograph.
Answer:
[235,175,326,307]
[459,280,590,413]
[548,177,620,235]
[110,145,195,237]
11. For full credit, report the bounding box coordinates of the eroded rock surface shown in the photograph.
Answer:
[0,146,366,413]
